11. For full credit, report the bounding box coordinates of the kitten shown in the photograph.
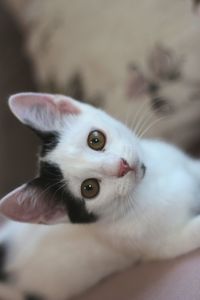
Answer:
[0,92,200,300]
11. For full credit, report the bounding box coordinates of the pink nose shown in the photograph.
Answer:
[118,159,133,177]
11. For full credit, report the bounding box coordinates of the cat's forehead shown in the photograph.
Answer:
[62,107,132,140]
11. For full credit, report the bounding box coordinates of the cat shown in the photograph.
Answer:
[1,92,200,300]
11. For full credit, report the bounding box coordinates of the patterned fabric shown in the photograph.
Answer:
[4,0,200,155]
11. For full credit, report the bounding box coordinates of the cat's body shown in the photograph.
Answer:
[1,93,200,300]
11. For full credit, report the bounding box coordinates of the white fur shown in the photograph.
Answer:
[1,96,200,299]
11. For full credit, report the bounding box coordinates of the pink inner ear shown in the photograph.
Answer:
[58,99,81,114]
[9,93,57,113]
[0,184,69,224]
[9,93,81,124]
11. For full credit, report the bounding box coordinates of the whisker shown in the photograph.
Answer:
[131,100,149,133]
[34,179,66,202]
[49,181,67,203]
[133,99,149,125]
[127,194,135,211]
[139,116,167,138]
[136,109,156,137]
[131,103,154,137]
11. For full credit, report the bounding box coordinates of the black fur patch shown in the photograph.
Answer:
[36,130,59,157]
[29,161,97,223]
[26,120,60,157]
[24,293,45,300]
[0,244,9,282]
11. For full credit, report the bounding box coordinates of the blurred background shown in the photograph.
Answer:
[1,0,200,198]
[0,1,38,198]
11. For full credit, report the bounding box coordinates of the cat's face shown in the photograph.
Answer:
[0,93,145,224]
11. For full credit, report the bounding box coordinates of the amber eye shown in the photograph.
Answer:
[87,130,106,151]
[81,178,100,199]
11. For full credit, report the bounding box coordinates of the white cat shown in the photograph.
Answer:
[0,92,200,300]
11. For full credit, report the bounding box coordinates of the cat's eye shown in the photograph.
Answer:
[87,130,106,151]
[81,178,100,199]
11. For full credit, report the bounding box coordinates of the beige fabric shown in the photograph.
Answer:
[4,0,200,151]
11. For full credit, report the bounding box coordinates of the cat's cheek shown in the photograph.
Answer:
[126,162,145,185]
[116,168,143,197]
[135,163,146,183]
[116,177,133,197]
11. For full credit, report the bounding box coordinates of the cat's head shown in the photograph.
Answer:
[0,93,146,225]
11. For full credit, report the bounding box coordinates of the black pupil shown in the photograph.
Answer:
[84,184,93,191]
[92,138,99,144]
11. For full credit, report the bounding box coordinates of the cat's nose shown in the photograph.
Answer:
[118,159,134,177]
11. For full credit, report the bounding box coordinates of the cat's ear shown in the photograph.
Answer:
[9,93,82,132]
[0,180,69,224]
